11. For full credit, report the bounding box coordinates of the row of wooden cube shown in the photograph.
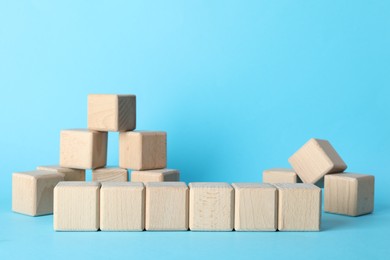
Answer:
[53,182,322,232]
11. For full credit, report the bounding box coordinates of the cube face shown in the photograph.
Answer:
[232,183,277,231]
[92,167,128,182]
[37,165,85,181]
[100,182,145,231]
[189,183,234,231]
[145,182,188,230]
[324,173,374,216]
[263,168,299,184]
[131,169,179,182]
[60,129,107,169]
[88,94,136,132]
[54,182,100,231]
[119,131,167,170]
[288,138,347,184]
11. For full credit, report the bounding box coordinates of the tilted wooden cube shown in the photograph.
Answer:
[325,173,374,216]
[88,94,136,132]
[145,182,188,231]
[60,129,107,169]
[275,183,321,231]
[288,138,347,184]
[54,182,101,231]
[12,171,64,216]
[131,169,179,182]
[92,167,128,182]
[263,168,301,184]
[189,182,234,231]
[119,131,166,170]
[37,165,85,181]
[100,182,145,231]
[232,183,277,231]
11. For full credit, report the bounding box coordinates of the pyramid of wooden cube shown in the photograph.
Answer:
[92,167,128,182]
[325,173,374,216]
[189,182,234,231]
[232,183,277,231]
[145,182,188,231]
[54,182,100,231]
[275,183,321,231]
[288,138,347,184]
[88,94,136,132]
[131,169,179,182]
[119,131,166,170]
[37,165,85,181]
[12,171,64,216]
[100,182,145,231]
[60,129,107,169]
[263,168,301,184]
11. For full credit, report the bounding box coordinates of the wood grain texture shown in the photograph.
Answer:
[12,171,64,216]
[324,173,374,216]
[145,182,188,230]
[288,138,347,184]
[119,131,166,170]
[232,183,277,231]
[131,169,179,182]
[263,168,300,184]
[100,182,145,231]
[87,94,136,132]
[37,165,85,181]
[274,183,321,231]
[189,182,234,231]
[60,129,107,169]
[54,181,100,231]
[92,167,128,182]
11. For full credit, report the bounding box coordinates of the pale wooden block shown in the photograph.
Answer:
[12,171,64,216]
[131,169,179,182]
[189,182,234,231]
[232,183,277,231]
[60,129,107,169]
[145,182,188,230]
[263,168,301,183]
[288,138,347,184]
[119,131,166,170]
[324,173,374,216]
[88,94,136,132]
[275,183,321,231]
[100,182,145,231]
[37,165,85,181]
[54,182,100,231]
[92,167,128,182]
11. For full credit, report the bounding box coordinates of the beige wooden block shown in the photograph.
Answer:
[60,129,107,169]
[145,182,188,231]
[12,171,64,216]
[263,168,301,183]
[324,173,374,216]
[288,138,347,184]
[92,167,128,182]
[54,182,100,231]
[88,94,136,132]
[232,183,277,231]
[275,183,321,231]
[189,182,234,231]
[119,131,166,170]
[100,182,145,231]
[131,169,179,182]
[37,165,85,181]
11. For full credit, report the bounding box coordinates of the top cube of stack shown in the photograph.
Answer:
[88,94,136,132]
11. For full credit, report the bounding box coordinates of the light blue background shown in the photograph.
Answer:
[1,1,389,259]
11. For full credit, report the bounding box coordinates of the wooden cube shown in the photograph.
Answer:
[37,165,85,181]
[92,167,128,182]
[131,169,179,182]
[275,183,321,231]
[324,173,374,216]
[145,182,188,231]
[12,171,64,216]
[263,168,301,183]
[119,131,166,170]
[60,129,107,169]
[88,94,136,132]
[288,138,347,184]
[189,182,234,231]
[54,182,100,231]
[100,182,145,231]
[232,183,277,231]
